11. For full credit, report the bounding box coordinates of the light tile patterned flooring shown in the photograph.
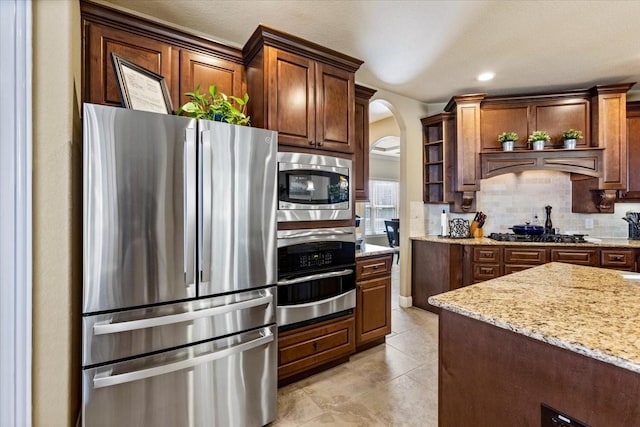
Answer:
[274,263,439,426]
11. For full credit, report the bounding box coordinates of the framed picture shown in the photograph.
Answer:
[110,53,173,114]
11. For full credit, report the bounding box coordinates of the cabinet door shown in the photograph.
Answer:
[621,114,640,200]
[354,91,370,201]
[266,49,315,149]
[356,276,391,346]
[315,63,355,153]
[85,22,175,108]
[178,50,243,108]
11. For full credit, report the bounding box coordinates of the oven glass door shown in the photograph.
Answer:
[277,268,355,306]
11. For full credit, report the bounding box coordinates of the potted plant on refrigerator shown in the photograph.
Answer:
[497,131,518,151]
[177,84,251,125]
[561,129,583,149]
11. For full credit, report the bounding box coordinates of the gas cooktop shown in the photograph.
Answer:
[488,233,587,243]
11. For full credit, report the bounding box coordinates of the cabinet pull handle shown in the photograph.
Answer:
[480,267,492,273]
[317,140,323,146]
[309,140,315,146]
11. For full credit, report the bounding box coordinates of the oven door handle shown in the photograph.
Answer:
[278,229,353,239]
[277,269,353,286]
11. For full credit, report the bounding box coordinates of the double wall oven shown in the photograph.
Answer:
[277,227,356,330]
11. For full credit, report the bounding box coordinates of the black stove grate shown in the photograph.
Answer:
[488,233,587,243]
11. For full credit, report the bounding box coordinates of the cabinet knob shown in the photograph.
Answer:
[317,140,323,146]
[309,140,315,146]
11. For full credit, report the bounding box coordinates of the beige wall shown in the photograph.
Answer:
[33,0,82,425]
[366,89,435,305]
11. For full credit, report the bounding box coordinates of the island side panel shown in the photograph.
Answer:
[439,310,640,426]
[411,240,463,313]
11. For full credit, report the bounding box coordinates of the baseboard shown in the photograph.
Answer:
[399,295,412,308]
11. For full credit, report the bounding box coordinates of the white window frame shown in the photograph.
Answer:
[0,1,32,426]
[363,179,399,236]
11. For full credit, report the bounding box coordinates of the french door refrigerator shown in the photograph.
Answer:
[82,103,277,427]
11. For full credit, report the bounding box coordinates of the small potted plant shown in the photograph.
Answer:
[177,84,250,125]
[527,130,550,150]
[497,132,518,151]
[561,129,583,149]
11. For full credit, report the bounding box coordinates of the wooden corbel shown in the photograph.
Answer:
[597,190,617,213]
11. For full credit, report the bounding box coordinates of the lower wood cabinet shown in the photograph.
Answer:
[412,239,639,312]
[355,254,392,349]
[277,314,355,385]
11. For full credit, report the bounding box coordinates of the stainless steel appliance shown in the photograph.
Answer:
[488,232,587,243]
[82,104,277,427]
[276,227,356,329]
[277,152,352,222]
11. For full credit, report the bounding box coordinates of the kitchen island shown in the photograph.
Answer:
[429,262,640,426]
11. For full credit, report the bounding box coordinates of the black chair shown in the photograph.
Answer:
[384,220,400,264]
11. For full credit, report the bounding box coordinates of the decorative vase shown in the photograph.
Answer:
[564,138,577,149]
[502,140,514,151]
[532,140,545,150]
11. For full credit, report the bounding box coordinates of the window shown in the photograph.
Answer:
[363,180,399,235]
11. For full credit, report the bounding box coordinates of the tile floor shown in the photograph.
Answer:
[274,262,440,426]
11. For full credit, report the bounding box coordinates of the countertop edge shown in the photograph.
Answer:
[411,235,640,248]
[429,293,640,375]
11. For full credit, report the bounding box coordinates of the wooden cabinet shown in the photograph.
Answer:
[550,248,598,266]
[354,85,377,201]
[469,246,501,283]
[243,25,362,154]
[178,49,244,107]
[620,101,640,201]
[504,247,548,274]
[277,313,355,385]
[600,249,636,271]
[412,240,463,313]
[421,113,455,204]
[81,1,245,111]
[355,255,392,349]
[413,241,639,308]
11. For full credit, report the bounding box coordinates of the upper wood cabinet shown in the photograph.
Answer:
[81,1,245,111]
[354,85,376,201]
[243,25,363,154]
[620,101,640,201]
[178,50,244,107]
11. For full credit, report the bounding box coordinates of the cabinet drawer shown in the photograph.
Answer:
[550,249,598,266]
[504,264,537,275]
[600,249,636,269]
[472,264,501,282]
[278,314,355,380]
[472,246,501,263]
[504,247,548,264]
[356,255,392,280]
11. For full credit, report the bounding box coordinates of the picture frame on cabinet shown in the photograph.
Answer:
[110,53,173,114]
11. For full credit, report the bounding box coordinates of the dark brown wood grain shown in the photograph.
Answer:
[621,101,640,200]
[355,254,392,349]
[439,310,640,426]
[354,85,376,202]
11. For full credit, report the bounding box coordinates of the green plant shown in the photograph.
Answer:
[177,84,250,125]
[528,130,550,142]
[497,132,518,143]
[562,129,583,140]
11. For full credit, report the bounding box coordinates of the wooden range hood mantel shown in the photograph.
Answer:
[480,147,604,179]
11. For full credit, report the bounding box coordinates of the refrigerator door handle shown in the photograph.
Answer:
[277,269,353,286]
[200,129,213,284]
[93,293,273,335]
[184,128,196,286]
[93,327,274,389]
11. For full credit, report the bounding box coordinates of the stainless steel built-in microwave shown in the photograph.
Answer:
[277,152,352,222]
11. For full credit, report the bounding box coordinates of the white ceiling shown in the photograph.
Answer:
[101,0,640,105]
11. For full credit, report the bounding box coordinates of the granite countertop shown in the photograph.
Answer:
[356,243,397,258]
[411,235,640,248]
[429,262,640,374]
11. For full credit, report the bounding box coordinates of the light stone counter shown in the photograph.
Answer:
[429,262,640,374]
[356,243,397,258]
[411,235,640,248]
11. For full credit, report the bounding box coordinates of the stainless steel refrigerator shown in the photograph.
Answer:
[81,104,277,427]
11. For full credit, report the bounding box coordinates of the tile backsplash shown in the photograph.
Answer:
[423,171,640,238]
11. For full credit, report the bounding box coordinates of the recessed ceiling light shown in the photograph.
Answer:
[477,72,495,82]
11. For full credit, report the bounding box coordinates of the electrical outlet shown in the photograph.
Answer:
[585,218,594,229]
